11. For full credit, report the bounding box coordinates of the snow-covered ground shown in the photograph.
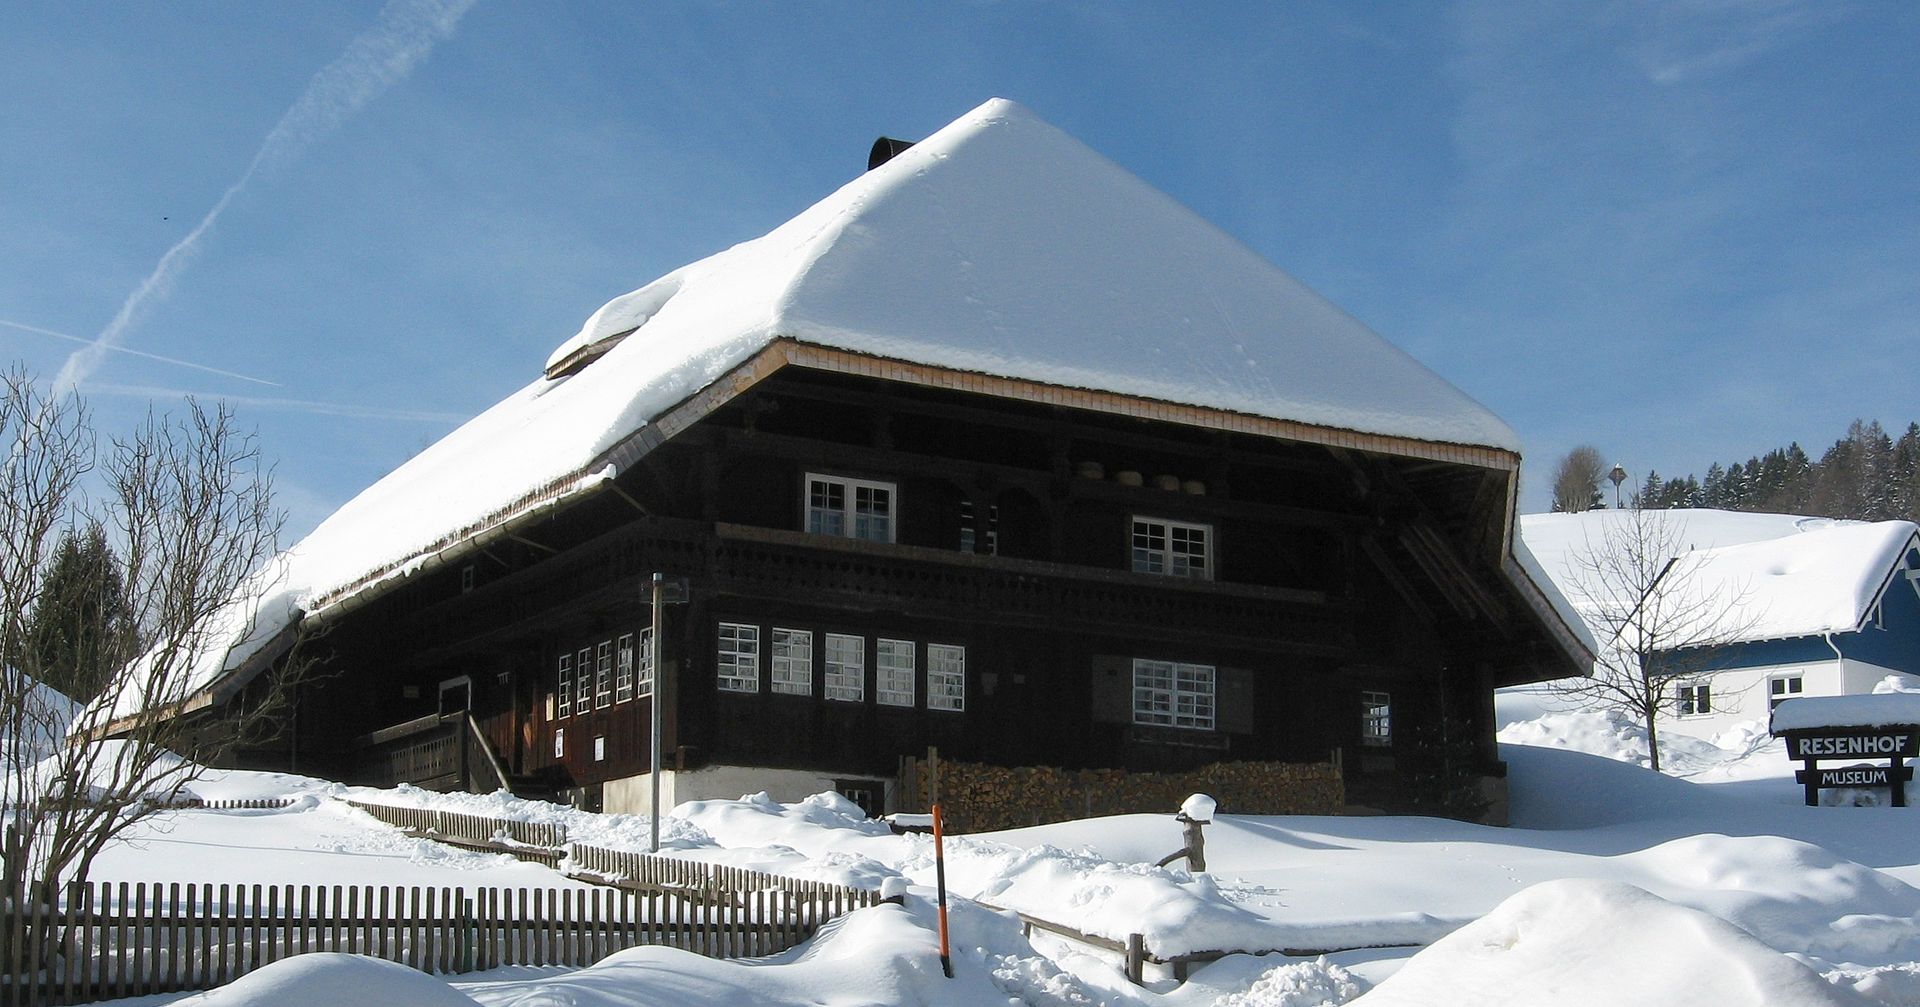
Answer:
[78,707,1920,1006]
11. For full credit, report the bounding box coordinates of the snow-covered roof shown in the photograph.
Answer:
[1771,693,1920,733]
[1519,510,1920,649]
[1666,520,1920,643]
[136,98,1536,709]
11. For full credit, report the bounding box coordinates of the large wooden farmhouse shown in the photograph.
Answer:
[150,100,1589,823]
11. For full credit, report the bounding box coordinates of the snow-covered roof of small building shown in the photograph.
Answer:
[122,98,1539,712]
[1771,693,1920,733]
[1520,511,1920,649]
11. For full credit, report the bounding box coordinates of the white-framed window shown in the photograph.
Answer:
[1675,681,1712,716]
[825,633,865,702]
[877,638,915,707]
[615,633,636,703]
[595,640,614,709]
[1768,675,1803,710]
[555,652,573,719]
[771,628,814,696]
[1132,659,1216,730]
[959,500,998,555]
[553,728,565,758]
[576,648,593,712]
[634,626,655,698]
[807,473,896,543]
[928,644,966,712]
[717,622,760,692]
[593,735,606,762]
[1131,517,1212,580]
[1362,691,1392,746]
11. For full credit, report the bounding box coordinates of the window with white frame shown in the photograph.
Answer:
[1362,691,1392,746]
[1768,675,1803,710]
[959,501,998,555]
[877,638,915,707]
[928,644,966,712]
[1675,681,1712,716]
[1132,659,1216,730]
[717,623,760,692]
[1131,517,1212,580]
[615,633,636,703]
[807,473,896,543]
[771,628,813,695]
[553,728,565,758]
[555,653,573,719]
[825,633,865,702]
[633,626,655,698]
[595,640,614,709]
[576,647,593,711]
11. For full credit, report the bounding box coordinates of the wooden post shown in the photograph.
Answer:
[932,804,953,979]
[1125,933,1145,985]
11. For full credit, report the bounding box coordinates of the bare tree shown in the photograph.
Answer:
[1550,445,1607,513]
[2,366,303,969]
[1552,506,1758,772]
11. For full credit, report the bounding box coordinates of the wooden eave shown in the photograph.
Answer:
[307,336,1529,641]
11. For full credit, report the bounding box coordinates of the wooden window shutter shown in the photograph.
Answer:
[1090,655,1131,724]
[1216,666,1256,734]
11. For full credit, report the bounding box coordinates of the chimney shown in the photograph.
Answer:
[868,136,915,171]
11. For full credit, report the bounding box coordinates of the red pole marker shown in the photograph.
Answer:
[932,802,954,978]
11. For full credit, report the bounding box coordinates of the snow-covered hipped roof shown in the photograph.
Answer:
[130,98,1532,711]
[1520,510,1920,648]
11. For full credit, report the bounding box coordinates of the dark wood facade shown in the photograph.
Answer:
[254,355,1581,815]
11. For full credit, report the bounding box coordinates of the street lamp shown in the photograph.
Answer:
[1608,464,1627,509]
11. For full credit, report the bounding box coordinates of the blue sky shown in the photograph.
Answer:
[2,1,1914,535]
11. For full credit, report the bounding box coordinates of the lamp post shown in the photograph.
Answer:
[649,572,690,852]
[1608,464,1627,510]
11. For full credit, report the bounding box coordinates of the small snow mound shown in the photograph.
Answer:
[1873,675,1920,695]
[1213,958,1369,1007]
[174,953,479,1006]
[1349,879,1869,1006]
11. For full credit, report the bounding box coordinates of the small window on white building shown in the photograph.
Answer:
[1362,691,1392,746]
[1131,517,1212,580]
[877,638,916,707]
[771,628,814,695]
[717,622,761,692]
[807,473,896,543]
[595,640,614,709]
[825,633,865,702]
[928,644,966,712]
[1132,658,1216,730]
[1676,681,1712,716]
[555,653,573,719]
[1768,675,1804,710]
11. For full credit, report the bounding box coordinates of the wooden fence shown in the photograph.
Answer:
[2,874,874,1005]
[2,802,882,1004]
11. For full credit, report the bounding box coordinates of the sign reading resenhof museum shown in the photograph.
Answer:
[1776,726,1918,807]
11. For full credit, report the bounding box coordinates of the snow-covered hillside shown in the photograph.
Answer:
[77,706,1920,1007]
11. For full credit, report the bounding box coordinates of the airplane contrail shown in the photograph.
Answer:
[54,0,480,394]
[84,382,469,424]
[0,317,281,386]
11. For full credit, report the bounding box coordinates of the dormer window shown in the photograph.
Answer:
[807,473,896,543]
[1131,517,1212,580]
